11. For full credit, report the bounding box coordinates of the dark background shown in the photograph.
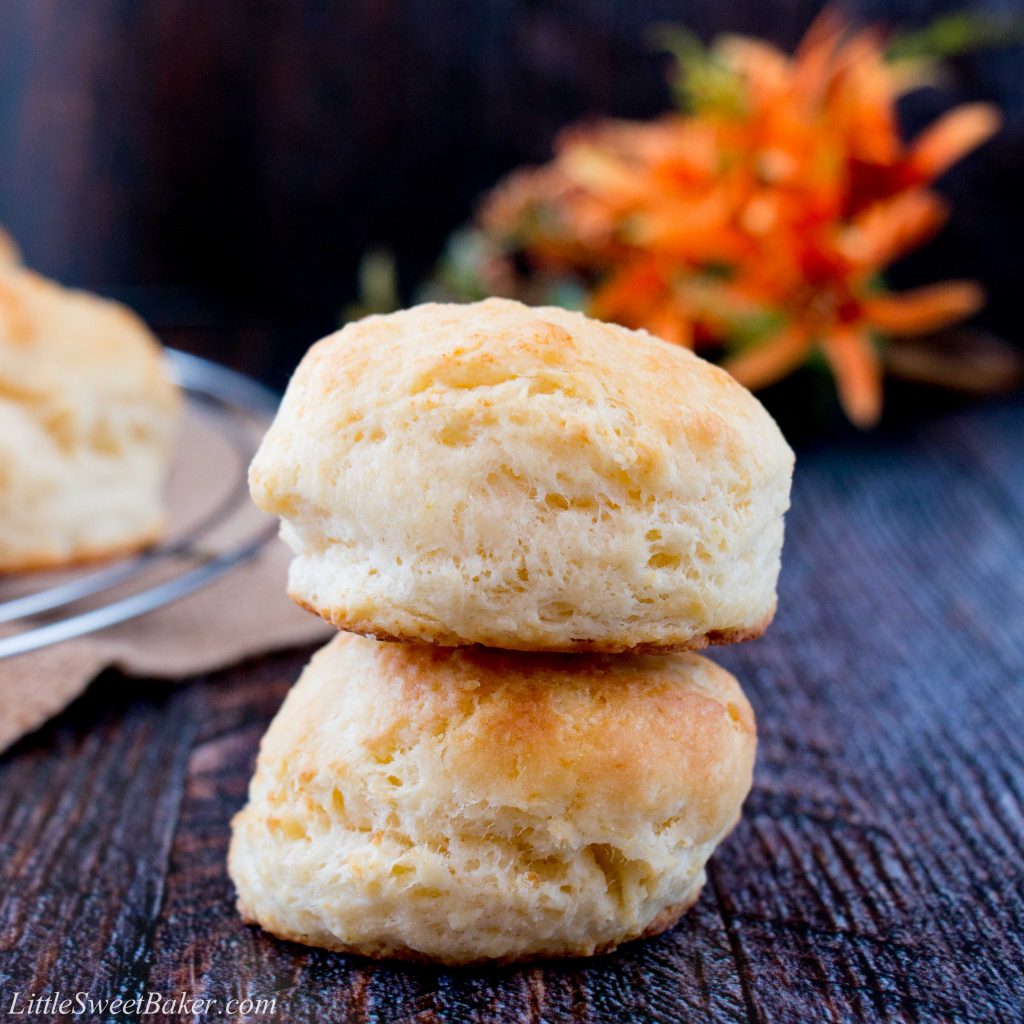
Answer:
[0,0,1020,387]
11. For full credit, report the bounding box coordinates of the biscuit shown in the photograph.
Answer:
[250,299,793,652]
[0,253,179,571]
[229,632,756,964]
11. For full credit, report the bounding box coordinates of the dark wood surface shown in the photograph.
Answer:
[2,393,1024,1023]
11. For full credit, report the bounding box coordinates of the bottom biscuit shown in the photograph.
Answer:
[229,632,756,964]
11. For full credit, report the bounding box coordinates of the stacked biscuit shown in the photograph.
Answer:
[230,299,793,964]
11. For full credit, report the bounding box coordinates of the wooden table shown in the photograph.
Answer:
[2,395,1023,1024]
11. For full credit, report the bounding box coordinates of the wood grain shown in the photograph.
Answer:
[2,397,1024,1023]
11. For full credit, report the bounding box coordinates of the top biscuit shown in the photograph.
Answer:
[250,298,793,652]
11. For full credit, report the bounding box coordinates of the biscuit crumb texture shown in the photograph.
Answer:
[0,255,179,571]
[250,299,794,651]
[228,633,757,964]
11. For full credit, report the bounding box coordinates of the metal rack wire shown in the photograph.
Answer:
[0,350,280,659]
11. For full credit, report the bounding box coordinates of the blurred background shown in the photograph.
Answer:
[0,0,1019,392]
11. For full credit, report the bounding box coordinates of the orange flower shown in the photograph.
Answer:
[472,11,1001,425]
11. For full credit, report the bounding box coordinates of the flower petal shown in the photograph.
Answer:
[590,261,664,320]
[722,323,813,390]
[908,103,1002,182]
[821,326,883,427]
[863,281,984,335]
[845,191,947,268]
[793,8,847,98]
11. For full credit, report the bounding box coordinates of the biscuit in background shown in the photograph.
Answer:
[0,238,179,571]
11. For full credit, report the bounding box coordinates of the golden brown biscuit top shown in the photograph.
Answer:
[252,298,793,518]
[0,252,177,411]
[257,633,756,844]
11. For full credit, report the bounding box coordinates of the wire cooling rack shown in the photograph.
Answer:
[0,350,280,659]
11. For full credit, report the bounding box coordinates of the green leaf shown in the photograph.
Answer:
[727,309,789,349]
[344,249,400,322]
[417,228,501,303]
[543,279,589,311]
[648,24,747,117]
[887,10,1024,62]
